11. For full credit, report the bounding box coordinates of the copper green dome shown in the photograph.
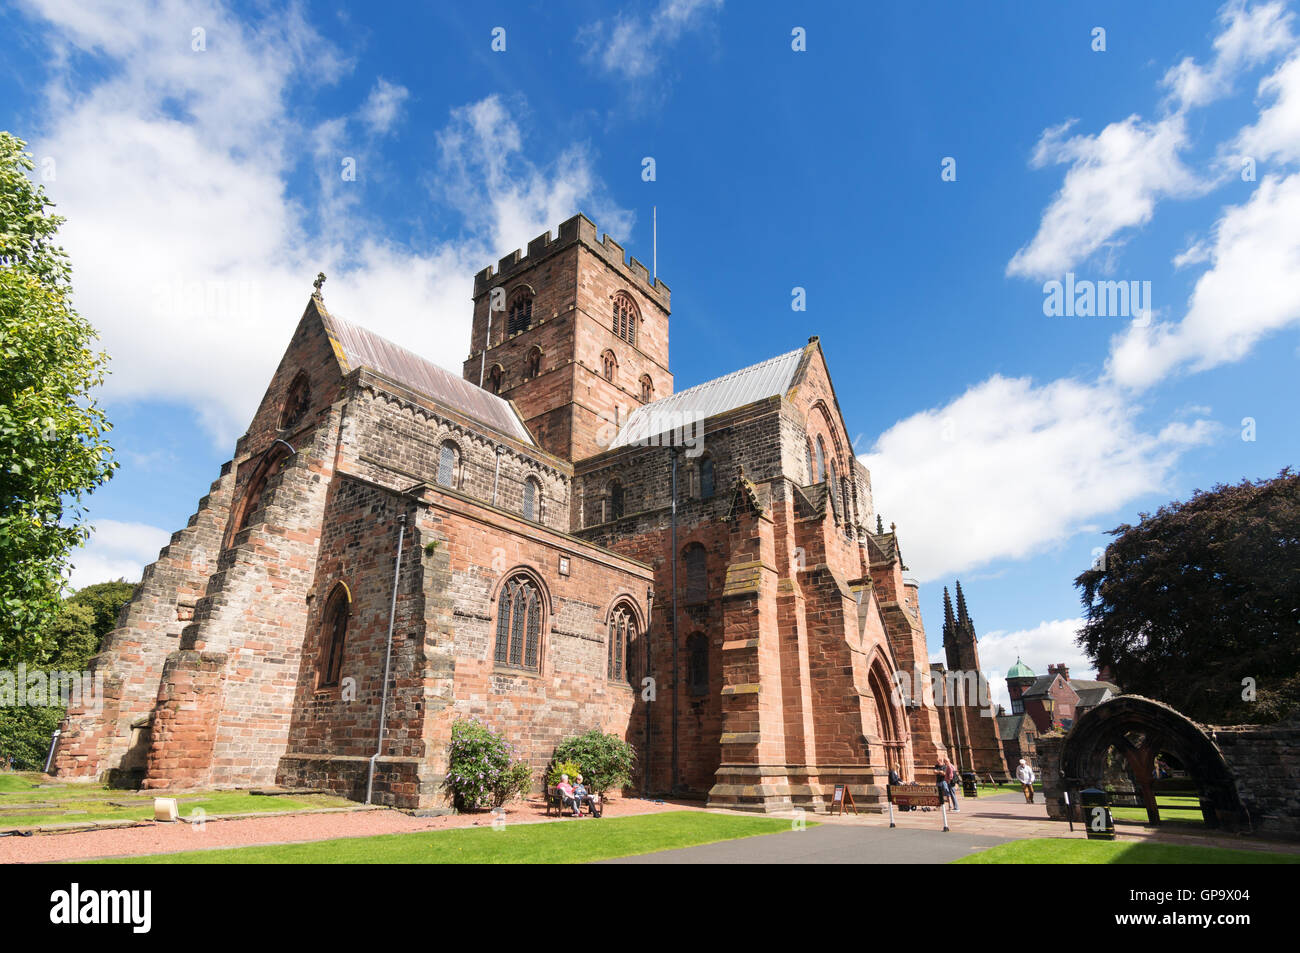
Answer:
[1007,658,1035,679]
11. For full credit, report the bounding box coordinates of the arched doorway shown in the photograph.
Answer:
[1059,696,1246,831]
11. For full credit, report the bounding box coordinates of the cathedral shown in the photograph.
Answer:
[55,214,962,813]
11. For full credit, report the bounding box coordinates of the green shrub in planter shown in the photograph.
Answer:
[552,730,635,796]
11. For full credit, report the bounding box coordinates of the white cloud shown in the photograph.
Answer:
[358,77,409,135]
[1161,0,1295,110]
[1006,114,1205,279]
[67,520,171,590]
[17,1,630,448]
[976,619,1097,713]
[861,375,1215,582]
[1235,49,1300,165]
[579,0,723,82]
[1106,172,1300,390]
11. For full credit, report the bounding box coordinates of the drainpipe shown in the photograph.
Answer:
[366,512,406,805]
[670,446,680,794]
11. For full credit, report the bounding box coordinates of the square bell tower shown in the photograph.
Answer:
[462,214,672,463]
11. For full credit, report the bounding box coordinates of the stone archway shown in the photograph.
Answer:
[1059,695,1246,831]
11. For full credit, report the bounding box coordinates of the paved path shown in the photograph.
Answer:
[603,823,1010,864]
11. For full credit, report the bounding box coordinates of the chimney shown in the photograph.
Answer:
[1048,663,1070,681]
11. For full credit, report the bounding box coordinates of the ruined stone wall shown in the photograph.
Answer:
[1211,718,1300,839]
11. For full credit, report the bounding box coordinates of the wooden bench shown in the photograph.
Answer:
[545,786,601,817]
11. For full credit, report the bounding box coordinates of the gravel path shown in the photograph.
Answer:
[1,795,696,864]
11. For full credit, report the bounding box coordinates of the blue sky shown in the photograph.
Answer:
[3,0,1299,707]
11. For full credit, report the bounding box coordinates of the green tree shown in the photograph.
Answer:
[1075,470,1300,725]
[0,580,134,770]
[0,132,116,662]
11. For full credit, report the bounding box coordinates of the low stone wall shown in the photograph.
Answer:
[1211,717,1300,839]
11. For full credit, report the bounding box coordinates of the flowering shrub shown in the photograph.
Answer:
[442,718,533,811]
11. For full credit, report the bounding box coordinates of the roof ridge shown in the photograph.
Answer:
[657,346,805,403]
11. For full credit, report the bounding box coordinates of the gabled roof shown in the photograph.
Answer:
[610,347,804,449]
[996,713,1029,741]
[321,310,534,446]
[1021,674,1061,699]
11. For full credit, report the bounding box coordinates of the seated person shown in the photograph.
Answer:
[888,768,903,786]
[555,774,579,816]
[573,774,602,818]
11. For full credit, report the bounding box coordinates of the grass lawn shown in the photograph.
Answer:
[956,838,1300,864]
[93,811,802,864]
[0,773,353,829]
[980,782,1042,797]
[1111,795,1204,825]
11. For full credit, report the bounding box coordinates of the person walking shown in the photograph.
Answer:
[1016,759,1036,803]
[942,756,960,811]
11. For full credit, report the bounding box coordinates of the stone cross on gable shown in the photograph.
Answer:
[313,272,327,300]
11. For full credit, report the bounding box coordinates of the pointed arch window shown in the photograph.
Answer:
[495,574,542,672]
[523,476,540,521]
[687,632,708,696]
[487,364,504,394]
[805,439,815,485]
[437,441,458,488]
[683,543,707,604]
[613,292,638,346]
[526,346,542,379]
[507,292,533,335]
[317,584,350,689]
[815,436,827,485]
[601,349,617,382]
[608,601,638,682]
[829,459,839,519]
[640,374,653,403]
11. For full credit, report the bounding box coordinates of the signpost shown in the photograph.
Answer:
[887,784,948,832]
[830,783,857,816]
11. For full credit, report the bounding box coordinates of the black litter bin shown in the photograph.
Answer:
[961,771,978,798]
[1079,787,1115,840]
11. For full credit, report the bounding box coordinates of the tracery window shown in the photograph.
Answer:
[613,292,638,346]
[280,371,311,430]
[494,574,542,672]
[507,293,533,335]
[608,601,638,682]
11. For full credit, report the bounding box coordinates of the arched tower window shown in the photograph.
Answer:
[687,632,708,696]
[526,346,542,379]
[612,292,638,346]
[487,364,504,394]
[601,349,617,382]
[523,476,541,521]
[608,601,638,682]
[640,374,653,403]
[608,479,625,521]
[494,573,543,672]
[699,456,715,500]
[437,441,459,489]
[683,543,707,604]
[507,292,533,335]
[280,371,311,431]
[317,583,350,689]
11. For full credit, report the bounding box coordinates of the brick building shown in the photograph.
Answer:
[55,213,953,813]
[1019,663,1120,733]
